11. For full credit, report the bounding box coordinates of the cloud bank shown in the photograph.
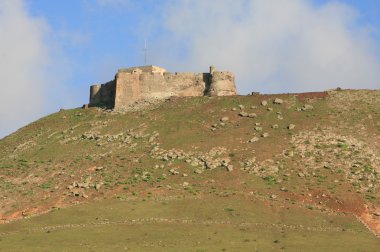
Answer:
[155,0,380,93]
[0,0,60,138]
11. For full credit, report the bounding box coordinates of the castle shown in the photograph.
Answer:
[89,65,237,109]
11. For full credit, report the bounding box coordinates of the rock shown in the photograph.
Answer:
[238,105,245,110]
[194,169,203,174]
[227,165,234,172]
[72,190,80,197]
[220,117,229,122]
[298,172,305,177]
[251,106,257,109]
[284,150,294,157]
[78,182,90,189]
[267,107,273,111]
[262,133,269,138]
[280,187,287,192]
[95,183,102,190]
[277,115,283,120]
[261,100,268,106]
[190,161,199,167]
[219,122,226,127]
[301,104,314,111]
[288,124,295,130]
[255,123,261,126]
[255,127,263,132]
[373,212,380,217]
[95,166,104,171]
[248,137,259,143]
[221,158,231,167]
[272,124,279,129]
[169,169,179,175]
[232,108,237,111]
[273,98,283,104]
[270,194,277,199]
[239,112,248,117]
[248,113,257,118]
[182,173,188,177]
[183,182,189,187]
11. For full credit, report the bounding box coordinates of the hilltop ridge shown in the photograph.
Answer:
[0,89,380,250]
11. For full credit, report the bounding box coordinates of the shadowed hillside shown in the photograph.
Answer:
[0,89,380,251]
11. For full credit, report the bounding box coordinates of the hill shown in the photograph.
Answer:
[0,89,380,251]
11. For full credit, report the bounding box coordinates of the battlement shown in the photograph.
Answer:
[89,65,237,109]
[118,65,167,75]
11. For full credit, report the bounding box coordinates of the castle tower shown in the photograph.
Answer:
[89,84,101,105]
[210,65,216,75]
[208,66,237,96]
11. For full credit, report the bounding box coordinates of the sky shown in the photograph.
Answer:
[0,0,379,138]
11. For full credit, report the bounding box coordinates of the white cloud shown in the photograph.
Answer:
[155,0,380,93]
[0,0,64,138]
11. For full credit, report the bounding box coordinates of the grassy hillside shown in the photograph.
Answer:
[0,89,380,250]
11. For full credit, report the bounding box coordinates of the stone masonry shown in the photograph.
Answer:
[89,65,237,109]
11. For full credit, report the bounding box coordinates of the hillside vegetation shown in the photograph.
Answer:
[0,89,380,251]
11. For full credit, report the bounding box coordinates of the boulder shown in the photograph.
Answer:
[288,124,295,130]
[239,112,248,117]
[227,165,234,172]
[261,100,268,106]
[273,98,283,104]
[262,133,269,138]
[248,137,259,143]
[220,117,229,122]
[194,169,203,174]
[301,104,314,111]
[255,127,263,132]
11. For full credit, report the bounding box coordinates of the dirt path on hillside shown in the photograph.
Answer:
[358,205,380,237]
[0,217,359,237]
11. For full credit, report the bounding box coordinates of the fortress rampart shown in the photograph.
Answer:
[89,65,237,109]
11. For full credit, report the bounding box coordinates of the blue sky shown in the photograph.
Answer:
[1,0,380,138]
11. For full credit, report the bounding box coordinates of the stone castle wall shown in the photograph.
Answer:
[89,80,116,108]
[89,65,237,109]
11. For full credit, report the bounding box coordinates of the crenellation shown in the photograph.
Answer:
[89,65,237,109]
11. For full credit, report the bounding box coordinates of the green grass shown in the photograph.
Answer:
[0,196,379,252]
